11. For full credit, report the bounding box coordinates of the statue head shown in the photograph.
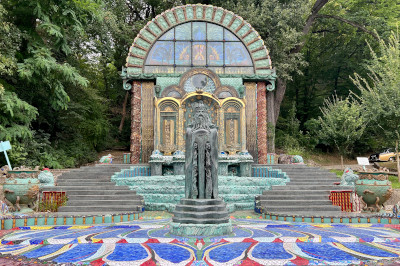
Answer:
[191,100,214,131]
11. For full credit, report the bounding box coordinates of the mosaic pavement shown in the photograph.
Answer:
[2,215,400,265]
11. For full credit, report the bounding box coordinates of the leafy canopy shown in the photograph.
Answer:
[318,95,367,156]
[351,31,400,142]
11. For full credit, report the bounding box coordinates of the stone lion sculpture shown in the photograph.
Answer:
[340,167,359,187]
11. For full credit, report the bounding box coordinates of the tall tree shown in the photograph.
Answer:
[351,32,400,179]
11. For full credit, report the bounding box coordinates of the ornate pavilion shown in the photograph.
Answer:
[121,4,276,165]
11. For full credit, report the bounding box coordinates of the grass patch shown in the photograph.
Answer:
[307,152,358,166]
[389,175,400,189]
[330,169,343,178]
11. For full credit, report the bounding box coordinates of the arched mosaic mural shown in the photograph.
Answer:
[122,4,277,164]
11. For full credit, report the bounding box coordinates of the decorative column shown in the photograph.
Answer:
[245,82,257,160]
[141,81,154,163]
[256,81,267,164]
[130,81,142,164]
[267,88,275,153]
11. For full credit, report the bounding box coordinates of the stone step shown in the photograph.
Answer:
[287,181,338,185]
[288,174,337,178]
[180,198,225,206]
[172,217,230,224]
[175,204,227,212]
[46,185,130,191]
[260,200,333,206]
[257,194,329,201]
[68,194,139,200]
[284,174,337,178]
[271,185,347,190]
[263,190,333,196]
[66,199,144,206]
[62,173,120,177]
[174,210,229,219]
[56,181,116,186]
[58,177,113,181]
[64,190,136,196]
[58,205,143,212]
[262,205,342,212]
[287,178,338,182]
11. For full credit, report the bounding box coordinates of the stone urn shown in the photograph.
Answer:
[355,172,392,212]
[3,178,41,212]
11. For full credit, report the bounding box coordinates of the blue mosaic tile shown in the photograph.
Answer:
[341,243,399,257]
[252,243,292,259]
[53,243,102,263]
[208,243,252,263]
[147,243,192,263]
[297,242,358,261]
[23,244,64,258]
[125,229,150,238]
[107,243,148,261]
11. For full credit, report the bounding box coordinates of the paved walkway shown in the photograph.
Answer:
[1,213,400,265]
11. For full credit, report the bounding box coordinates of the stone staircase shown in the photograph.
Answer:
[257,164,352,216]
[44,164,144,214]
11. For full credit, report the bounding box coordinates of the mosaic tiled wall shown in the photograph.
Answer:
[131,81,142,164]
[257,82,267,164]
[220,78,243,90]
[126,4,272,77]
[245,82,257,161]
[141,82,154,163]
[157,77,180,93]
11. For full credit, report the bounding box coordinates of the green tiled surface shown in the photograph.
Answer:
[37,217,45,226]
[4,219,12,230]
[46,217,54,225]
[27,218,35,226]
[95,216,103,224]
[75,217,83,225]
[370,218,378,224]
[113,216,121,223]
[15,219,24,228]
[105,216,112,223]
[56,217,64,225]
[86,217,93,225]
[66,217,73,225]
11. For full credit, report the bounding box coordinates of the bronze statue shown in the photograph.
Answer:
[185,101,219,199]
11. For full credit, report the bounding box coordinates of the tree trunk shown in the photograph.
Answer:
[274,78,287,124]
[341,155,344,170]
[396,140,400,182]
[118,91,129,133]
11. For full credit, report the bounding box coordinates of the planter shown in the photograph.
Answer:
[3,178,41,212]
[355,178,392,212]
[358,171,388,181]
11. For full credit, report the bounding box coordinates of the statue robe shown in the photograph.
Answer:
[185,127,219,199]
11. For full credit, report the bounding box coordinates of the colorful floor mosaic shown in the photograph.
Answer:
[2,215,400,265]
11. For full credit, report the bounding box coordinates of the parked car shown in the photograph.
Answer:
[369,148,399,162]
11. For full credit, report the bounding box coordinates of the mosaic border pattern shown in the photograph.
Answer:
[126,4,272,76]
[259,211,400,225]
[0,212,143,230]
